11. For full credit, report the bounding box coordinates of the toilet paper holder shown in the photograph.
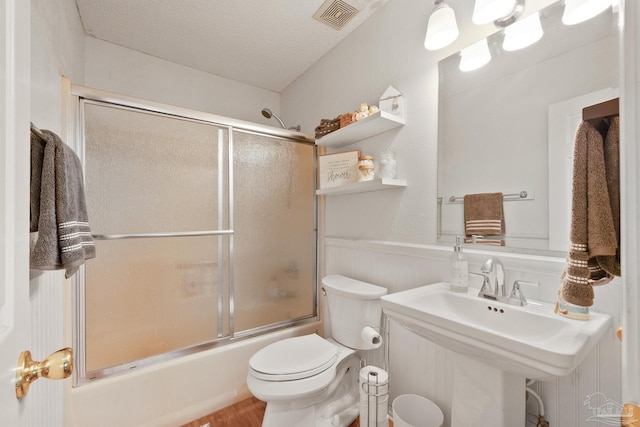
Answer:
[360,326,382,349]
[360,366,389,427]
[361,371,388,396]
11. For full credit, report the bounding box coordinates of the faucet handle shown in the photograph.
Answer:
[470,272,492,296]
[509,280,536,306]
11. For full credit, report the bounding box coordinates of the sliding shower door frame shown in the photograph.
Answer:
[68,84,319,385]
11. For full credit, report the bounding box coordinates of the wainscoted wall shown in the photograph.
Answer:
[30,0,86,425]
[28,272,66,427]
[323,237,621,427]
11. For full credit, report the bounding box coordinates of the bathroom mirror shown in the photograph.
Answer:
[437,1,618,255]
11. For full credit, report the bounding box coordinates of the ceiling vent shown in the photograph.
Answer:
[313,0,363,30]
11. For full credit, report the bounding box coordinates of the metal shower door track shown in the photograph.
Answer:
[92,230,234,240]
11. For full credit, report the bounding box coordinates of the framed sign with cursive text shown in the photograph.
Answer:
[318,150,360,189]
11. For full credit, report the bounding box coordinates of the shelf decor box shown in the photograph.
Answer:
[379,85,404,120]
[318,150,360,189]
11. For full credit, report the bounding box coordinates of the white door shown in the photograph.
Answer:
[622,0,640,411]
[0,0,34,425]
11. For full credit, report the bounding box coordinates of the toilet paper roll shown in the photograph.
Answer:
[359,366,389,427]
[360,326,382,349]
[359,366,388,389]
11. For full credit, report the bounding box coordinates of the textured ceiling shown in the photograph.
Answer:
[75,0,388,92]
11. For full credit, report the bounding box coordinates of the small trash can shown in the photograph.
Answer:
[392,394,443,427]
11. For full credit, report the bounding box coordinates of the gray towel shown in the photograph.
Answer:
[30,129,95,278]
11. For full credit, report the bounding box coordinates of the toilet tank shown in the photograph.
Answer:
[322,275,388,350]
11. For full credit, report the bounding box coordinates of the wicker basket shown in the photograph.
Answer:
[339,112,356,129]
[314,117,340,139]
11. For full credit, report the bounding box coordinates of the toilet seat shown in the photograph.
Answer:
[247,335,356,403]
[249,334,339,381]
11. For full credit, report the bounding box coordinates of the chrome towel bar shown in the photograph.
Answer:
[447,191,528,203]
[438,189,534,204]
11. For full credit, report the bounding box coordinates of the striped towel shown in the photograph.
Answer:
[560,118,619,307]
[463,192,505,246]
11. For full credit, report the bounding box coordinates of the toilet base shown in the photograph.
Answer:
[260,355,360,427]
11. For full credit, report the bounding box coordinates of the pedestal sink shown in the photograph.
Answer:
[380,282,612,426]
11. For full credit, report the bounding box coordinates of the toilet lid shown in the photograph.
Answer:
[249,334,338,381]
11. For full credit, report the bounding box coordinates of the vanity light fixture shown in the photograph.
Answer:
[424,0,459,51]
[459,38,492,72]
[472,0,517,25]
[502,11,543,51]
[562,0,611,25]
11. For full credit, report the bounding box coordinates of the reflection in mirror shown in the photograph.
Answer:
[437,0,618,255]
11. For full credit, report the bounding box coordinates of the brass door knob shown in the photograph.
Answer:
[622,402,640,426]
[15,347,73,398]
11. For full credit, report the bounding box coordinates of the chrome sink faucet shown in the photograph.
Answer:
[476,257,534,306]
[481,257,506,296]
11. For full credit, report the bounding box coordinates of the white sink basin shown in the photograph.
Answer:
[381,282,612,380]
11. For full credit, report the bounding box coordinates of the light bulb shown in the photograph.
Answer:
[459,38,492,72]
[562,0,611,25]
[473,0,517,25]
[424,3,459,51]
[503,12,544,51]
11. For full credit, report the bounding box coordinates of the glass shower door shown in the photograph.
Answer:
[75,95,317,383]
[232,130,316,333]
[81,102,230,374]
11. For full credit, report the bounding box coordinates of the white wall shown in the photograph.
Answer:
[84,37,281,126]
[281,1,624,426]
[31,0,85,125]
[284,0,439,244]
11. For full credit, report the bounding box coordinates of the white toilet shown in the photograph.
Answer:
[247,274,388,427]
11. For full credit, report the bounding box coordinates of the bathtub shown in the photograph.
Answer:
[66,322,320,427]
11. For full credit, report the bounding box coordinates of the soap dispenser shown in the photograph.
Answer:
[450,236,469,292]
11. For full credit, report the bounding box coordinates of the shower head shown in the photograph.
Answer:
[261,108,286,129]
[261,108,273,119]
